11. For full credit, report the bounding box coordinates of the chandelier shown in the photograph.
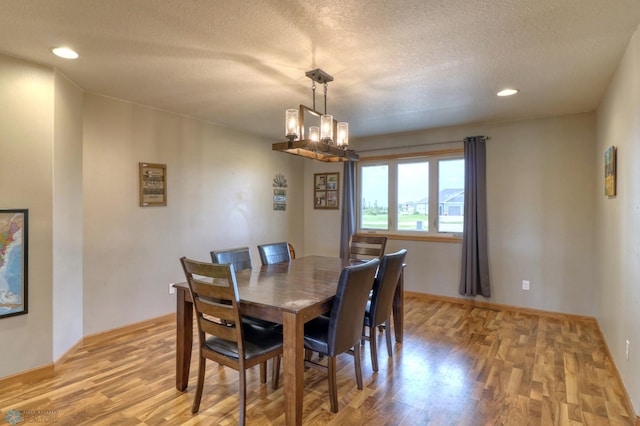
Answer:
[272,69,358,162]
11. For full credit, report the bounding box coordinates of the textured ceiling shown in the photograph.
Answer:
[1,0,639,142]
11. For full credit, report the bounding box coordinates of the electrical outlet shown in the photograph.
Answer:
[626,339,630,360]
[168,283,176,295]
[522,280,530,291]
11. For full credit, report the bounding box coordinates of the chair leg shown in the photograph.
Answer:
[260,361,267,384]
[192,355,206,414]
[385,318,393,357]
[304,349,312,370]
[272,355,281,389]
[239,368,247,426]
[369,324,379,372]
[328,356,339,413]
[354,344,363,390]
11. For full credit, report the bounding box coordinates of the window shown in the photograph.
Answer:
[397,161,429,231]
[438,159,465,233]
[360,164,388,230]
[358,152,464,238]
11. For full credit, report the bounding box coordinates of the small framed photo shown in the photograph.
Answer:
[326,173,338,190]
[315,191,326,207]
[139,163,167,207]
[314,173,339,209]
[0,209,28,319]
[315,174,327,190]
[326,191,338,207]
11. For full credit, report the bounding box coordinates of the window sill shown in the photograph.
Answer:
[356,232,462,243]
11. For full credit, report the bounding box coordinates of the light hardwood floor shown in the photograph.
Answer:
[1,293,637,425]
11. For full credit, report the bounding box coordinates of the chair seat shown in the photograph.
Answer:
[303,315,330,355]
[204,322,283,360]
[243,316,279,329]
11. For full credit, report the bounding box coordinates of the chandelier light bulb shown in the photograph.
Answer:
[320,115,333,143]
[337,122,349,147]
[309,126,320,142]
[285,109,299,141]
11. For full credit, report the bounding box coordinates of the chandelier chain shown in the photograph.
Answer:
[323,83,328,115]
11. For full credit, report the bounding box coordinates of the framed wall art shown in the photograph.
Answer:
[314,172,339,209]
[0,209,28,319]
[272,173,288,211]
[139,162,167,206]
[604,146,616,197]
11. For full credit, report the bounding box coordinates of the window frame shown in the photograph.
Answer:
[356,149,464,242]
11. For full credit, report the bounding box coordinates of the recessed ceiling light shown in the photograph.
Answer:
[51,47,79,59]
[497,88,519,97]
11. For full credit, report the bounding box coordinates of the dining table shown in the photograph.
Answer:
[173,255,404,426]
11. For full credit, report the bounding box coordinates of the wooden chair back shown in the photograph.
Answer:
[180,257,243,353]
[179,256,283,422]
[349,234,387,261]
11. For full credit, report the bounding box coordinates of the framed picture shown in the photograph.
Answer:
[314,172,339,209]
[139,163,167,206]
[0,209,28,319]
[605,146,616,197]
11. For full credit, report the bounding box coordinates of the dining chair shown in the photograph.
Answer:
[257,242,291,265]
[210,246,252,271]
[302,258,379,413]
[361,249,407,372]
[211,247,276,329]
[179,257,283,424]
[349,234,388,261]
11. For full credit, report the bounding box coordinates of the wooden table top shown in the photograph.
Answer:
[175,255,354,316]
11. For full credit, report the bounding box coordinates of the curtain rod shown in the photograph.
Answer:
[355,139,462,153]
[355,136,490,153]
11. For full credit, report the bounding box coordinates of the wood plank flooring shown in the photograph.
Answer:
[1,293,637,425]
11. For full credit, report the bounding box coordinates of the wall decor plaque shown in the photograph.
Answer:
[139,163,167,206]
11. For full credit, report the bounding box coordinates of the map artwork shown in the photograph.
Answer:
[0,210,27,318]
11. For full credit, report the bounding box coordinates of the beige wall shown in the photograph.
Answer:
[0,55,54,377]
[596,24,640,413]
[82,94,305,335]
[349,113,597,316]
[52,71,84,359]
[0,54,305,377]
[303,160,343,257]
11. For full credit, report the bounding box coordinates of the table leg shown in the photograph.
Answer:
[176,288,193,391]
[392,265,405,343]
[282,311,304,426]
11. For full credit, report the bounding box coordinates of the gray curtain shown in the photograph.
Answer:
[459,136,491,297]
[340,161,356,259]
